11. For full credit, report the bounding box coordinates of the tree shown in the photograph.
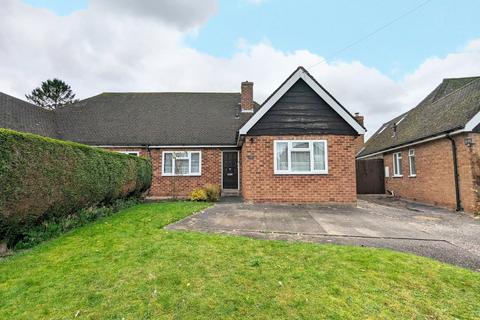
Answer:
[26,79,78,110]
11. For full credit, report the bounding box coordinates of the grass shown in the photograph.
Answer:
[1,202,479,319]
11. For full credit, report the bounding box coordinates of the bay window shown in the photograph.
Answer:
[274,140,328,174]
[162,151,201,176]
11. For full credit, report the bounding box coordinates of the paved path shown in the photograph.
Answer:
[166,196,480,270]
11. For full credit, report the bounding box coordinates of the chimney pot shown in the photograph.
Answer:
[241,81,254,113]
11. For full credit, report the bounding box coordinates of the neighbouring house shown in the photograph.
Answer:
[1,67,365,203]
[357,76,480,213]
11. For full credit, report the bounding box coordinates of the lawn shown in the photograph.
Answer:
[1,202,479,319]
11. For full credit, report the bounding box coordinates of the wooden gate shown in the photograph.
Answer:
[356,159,385,194]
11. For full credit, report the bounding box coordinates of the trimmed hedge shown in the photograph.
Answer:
[0,129,152,247]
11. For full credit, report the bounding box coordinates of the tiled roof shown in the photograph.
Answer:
[358,77,480,157]
[0,92,257,146]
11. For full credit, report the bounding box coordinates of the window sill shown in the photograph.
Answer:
[162,174,201,177]
[392,175,403,178]
[274,171,328,175]
[408,175,417,178]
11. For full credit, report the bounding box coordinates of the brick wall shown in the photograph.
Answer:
[240,135,357,204]
[353,114,364,154]
[103,147,223,199]
[149,148,222,198]
[384,133,480,212]
[354,135,364,154]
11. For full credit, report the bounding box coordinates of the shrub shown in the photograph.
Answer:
[13,198,139,250]
[204,184,221,202]
[0,129,152,248]
[191,188,208,201]
[190,184,221,202]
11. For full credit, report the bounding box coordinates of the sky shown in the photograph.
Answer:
[3,0,480,137]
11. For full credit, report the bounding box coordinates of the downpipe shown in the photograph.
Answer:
[447,134,463,211]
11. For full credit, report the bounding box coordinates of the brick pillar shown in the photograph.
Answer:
[354,112,364,153]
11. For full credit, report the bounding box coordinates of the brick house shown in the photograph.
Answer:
[0,67,365,204]
[357,77,480,213]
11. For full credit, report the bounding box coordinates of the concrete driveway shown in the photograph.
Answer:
[166,195,480,270]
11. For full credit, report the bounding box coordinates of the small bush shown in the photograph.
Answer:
[204,184,221,202]
[190,184,221,202]
[191,188,208,201]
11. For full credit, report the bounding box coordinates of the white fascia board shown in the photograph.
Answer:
[356,129,465,160]
[239,68,304,136]
[299,73,366,135]
[464,110,480,131]
[238,68,366,136]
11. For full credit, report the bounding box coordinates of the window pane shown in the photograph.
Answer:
[394,154,398,175]
[291,151,310,171]
[174,151,188,158]
[276,142,288,170]
[292,142,309,149]
[175,159,189,175]
[313,142,325,170]
[397,155,403,175]
[191,152,200,174]
[410,155,416,175]
[164,153,173,174]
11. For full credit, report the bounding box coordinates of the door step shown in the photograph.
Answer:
[222,189,240,197]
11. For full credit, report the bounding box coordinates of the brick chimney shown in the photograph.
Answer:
[354,112,365,153]
[241,81,254,113]
[354,112,364,126]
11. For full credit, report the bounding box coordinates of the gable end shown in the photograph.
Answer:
[238,67,366,138]
[247,78,357,136]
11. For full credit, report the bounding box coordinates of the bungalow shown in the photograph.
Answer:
[357,76,480,213]
[0,67,366,203]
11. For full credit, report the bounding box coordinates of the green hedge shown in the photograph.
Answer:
[0,129,152,246]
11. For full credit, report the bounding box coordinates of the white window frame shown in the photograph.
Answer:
[118,151,140,156]
[393,152,403,177]
[162,151,201,176]
[408,149,416,177]
[273,140,328,175]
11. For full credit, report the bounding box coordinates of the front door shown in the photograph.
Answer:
[222,151,238,189]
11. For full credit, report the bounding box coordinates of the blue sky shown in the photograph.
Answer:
[24,0,480,78]
[8,0,480,133]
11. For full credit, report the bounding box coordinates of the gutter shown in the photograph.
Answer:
[93,145,238,149]
[356,128,465,160]
[446,134,463,211]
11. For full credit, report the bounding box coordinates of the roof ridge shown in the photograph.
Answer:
[431,77,480,105]
[0,91,50,111]
[99,91,240,95]
[443,76,480,81]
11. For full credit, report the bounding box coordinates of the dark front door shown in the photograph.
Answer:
[223,151,238,189]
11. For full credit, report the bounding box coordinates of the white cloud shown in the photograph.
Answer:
[401,40,480,107]
[91,0,218,30]
[1,0,479,138]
